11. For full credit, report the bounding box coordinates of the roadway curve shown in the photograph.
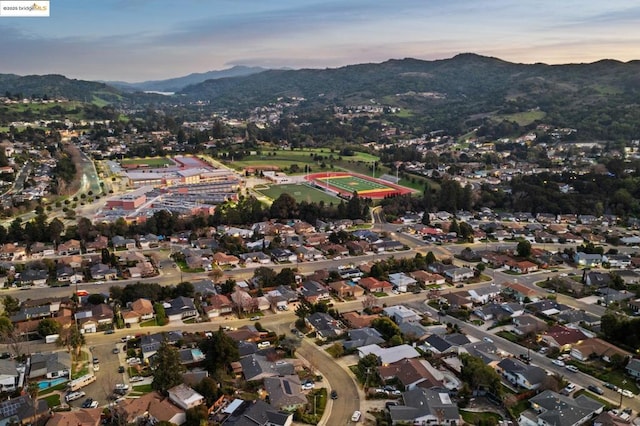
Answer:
[297,339,359,426]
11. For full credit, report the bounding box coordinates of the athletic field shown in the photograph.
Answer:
[120,157,174,167]
[306,172,412,199]
[257,183,340,204]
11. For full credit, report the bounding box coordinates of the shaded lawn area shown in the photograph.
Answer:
[43,394,61,408]
[132,384,153,393]
[460,410,503,424]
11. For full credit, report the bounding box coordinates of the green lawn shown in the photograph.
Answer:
[492,110,547,126]
[43,394,61,408]
[315,174,394,194]
[120,157,174,167]
[460,410,503,424]
[224,148,379,172]
[257,183,340,204]
[132,384,153,393]
[140,319,158,327]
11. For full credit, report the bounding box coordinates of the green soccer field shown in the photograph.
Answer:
[257,183,340,204]
[120,157,174,167]
[317,175,392,193]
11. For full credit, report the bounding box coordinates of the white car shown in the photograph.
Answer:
[130,376,144,382]
[564,383,576,393]
[565,365,579,373]
[351,411,362,422]
[618,388,635,398]
[552,358,565,367]
[127,357,141,365]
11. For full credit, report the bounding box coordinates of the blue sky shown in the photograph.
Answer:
[1,0,639,82]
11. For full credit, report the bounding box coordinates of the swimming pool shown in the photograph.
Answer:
[38,377,68,390]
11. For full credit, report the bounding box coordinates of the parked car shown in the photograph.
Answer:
[587,385,604,395]
[482,337,494,343]
[565,365,579,373]
[112,347,120,354]
[65,391,85,403]
[301,382,314,391]
[250,316,260,321]
[330,390,338,400]
[130,376,144,382]
[104,329,115,335]
[618,388,635,398]
[118,365,125,373]
[351,411,362,422]
[563,383,576,394]
[82,398,93,408]
[552,358,565,367]
[604,382,618,390]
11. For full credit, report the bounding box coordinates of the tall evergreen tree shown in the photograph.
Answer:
[152,338,185,395]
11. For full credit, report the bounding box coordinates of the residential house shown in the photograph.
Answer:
[388,388,460,426]
[213,252,240,267]
[327,280,365,298]
[496,358,547,390]
[0,394,49,425]
[165,297,198,322]
[295,245,324,261]
[557,310,600,327]
[506,259,539,274]
[49,409,102,425]
[116,391,186,425]
[388,272,417,293]
[16,269,48,287]
[541,325,588,351]
[89,263,118,280]
[604,254,632,268]
[377,358,442,391]
[512,314,549,336]
[0,359,24,392]
[204,294,233,318]
[305,312,344,341]
[410,270,446,286]
[444,266,475,283]
[138,233,160,249]
[383,305,421,324]
[85,236,109,253]
[239,354,295,382]
[626,358,640,380]
[123,298,154,325]
[358,276,393,294]
[57,239,81,256]
[342,311,379,329]
[467,284,502,304]
[519,390,603,426]
[343,328,385,350]
[264,375,306,411]
[442,292,473,310]
[168,384,205,410]
[574,252,603,267]
[239,251,271,265]
[423,334,470,355]
[224,399,293,426]
[28,352,71,380]
[502,282,541,303]
[570,338,631,363]
[140,331,183,361]
[358,344,421,365]
[112,235,137,250]
[585,271,612,287]
[299,280,330,303]
[271,248,297,263]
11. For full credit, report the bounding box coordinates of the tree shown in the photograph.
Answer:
[2,296,20,316]
[154,303,167,326]
[0,317,13,336]
[87,294,105,305]
[460,354,502,397]
[200,329,239,377]
[61,324,85,358]
[47,218,65,244]
[185,405,208,426]
[152,338,185,395]
[516,240,532,258]
[269,193,298,219]
[37,318,61,337]
[220,278,236,295]
[371,317,401,341]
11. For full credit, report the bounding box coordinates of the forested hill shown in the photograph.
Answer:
[179,53,640,138]
[0,74,124,104]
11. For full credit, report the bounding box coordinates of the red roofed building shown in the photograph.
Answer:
[541,325,588,351]
[358,277,393,294]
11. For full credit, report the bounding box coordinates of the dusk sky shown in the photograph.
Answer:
[1,0,639,82]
